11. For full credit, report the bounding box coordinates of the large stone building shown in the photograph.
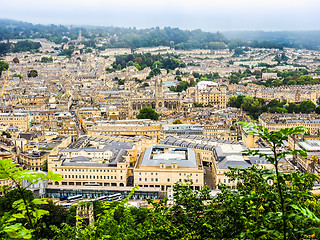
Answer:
[128,77,181,117]
[0,113,30,132]
[134,146,204,191]
[259,113,320,135]
[48,136,138,188]
[194,81,227,108]
[19,135,71,171]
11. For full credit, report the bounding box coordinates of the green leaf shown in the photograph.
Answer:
[32,198,48,205]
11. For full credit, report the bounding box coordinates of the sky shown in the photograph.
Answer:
[2,0,320,31]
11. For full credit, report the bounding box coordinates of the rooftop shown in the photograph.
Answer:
[140,146,197,168]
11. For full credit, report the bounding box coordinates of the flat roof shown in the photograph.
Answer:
[140,146,197,167]
[299,140,320,151]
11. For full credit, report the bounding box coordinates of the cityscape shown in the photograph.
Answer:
[0,1,320,239]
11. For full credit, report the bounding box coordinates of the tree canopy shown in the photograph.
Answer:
[136,107,159,120]
[0,61,9,76]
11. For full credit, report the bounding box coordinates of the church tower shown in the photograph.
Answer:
[78,30,82,42]
[155,75,163,100]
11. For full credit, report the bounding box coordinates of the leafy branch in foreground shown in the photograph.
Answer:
[236,122,312,240]
[0,159,62,239]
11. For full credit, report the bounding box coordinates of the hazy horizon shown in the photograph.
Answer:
[1,0,319,32]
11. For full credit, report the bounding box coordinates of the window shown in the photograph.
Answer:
[145,178,147,181]
[167,178,170,182]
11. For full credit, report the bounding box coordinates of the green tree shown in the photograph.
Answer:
[136,107,159,120]
[37,200,67,239]
[0,189,34,216]
[0,159,63,239]
[12,57,19,64]
[237,122,316,240]
[299,100,316,113]
[176,81,189,92]
[0,61,9,77]
[286,102,299,113]
[173,119,183,124]
[28,70,38,78]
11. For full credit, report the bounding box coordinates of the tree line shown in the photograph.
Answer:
[228,95,320,119]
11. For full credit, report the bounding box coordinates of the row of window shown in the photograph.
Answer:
[218,178,273,185]
[64,175,123,180]
[61,168,121,173]
[138,178,199,183]
[138,172,199,177]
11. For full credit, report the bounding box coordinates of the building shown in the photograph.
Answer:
[87,119,161,140]
[288,135,320,173]
[19,135,71,171]
[128,77,181,117]
[134,146,204,191]
[262,72,278,80]
[161,124,203,139]
[0,113,30,132]
[48,136,138,188]
[259,113,320,135]
[194,81,227,108]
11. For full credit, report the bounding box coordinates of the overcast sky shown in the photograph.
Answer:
[2,0,319,31]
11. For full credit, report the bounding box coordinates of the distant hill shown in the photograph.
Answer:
[223,30,320,50]
[1,19,319,52]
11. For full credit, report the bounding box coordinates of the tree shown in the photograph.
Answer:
[298,100,316,113]
[28,70,38,78]
[176,81,189,92]
[0,61,9,77]
[173,119,183,124]
[237,122,316,240]
[286,102,299,113]
[136,107,159,120]
[12,57,19,64]
[40,56,53,63]
[0,159,62,239]
[0,188,34,216]
[37,200,67,239]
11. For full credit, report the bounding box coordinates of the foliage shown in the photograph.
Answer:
[169,81,189,92]
[40,56,53,63]
[173,119,183,124]
[110,53,186,75]
[27,70,38,78]
[1,131,11,138]
[236,122,318,240]
[58,49,73,58]
[136,107,159,120]
[252,69,319,87]
[228,95,268,119]
[0,61,9,76]
[12,40,41,53]
[12,57,19,64]
[286,100,316,114]
[193,102,203,107]
[228,95,317,119]
[0,159,63,239]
